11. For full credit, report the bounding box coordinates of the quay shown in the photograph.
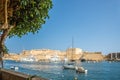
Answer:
[0,68,47,80]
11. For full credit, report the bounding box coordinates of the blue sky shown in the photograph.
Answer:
[6,0,120,54]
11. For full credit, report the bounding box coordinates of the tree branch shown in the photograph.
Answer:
[0,26,14,44]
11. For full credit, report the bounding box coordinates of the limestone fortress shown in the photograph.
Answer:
[3,48,104,62]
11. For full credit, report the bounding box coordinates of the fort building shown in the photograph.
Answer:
[3,48,104,61]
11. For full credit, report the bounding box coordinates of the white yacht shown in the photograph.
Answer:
[20,55,36,62]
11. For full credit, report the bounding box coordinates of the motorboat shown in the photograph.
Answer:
[75,66,87,73]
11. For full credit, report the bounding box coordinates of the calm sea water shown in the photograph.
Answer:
[3,60,120,80]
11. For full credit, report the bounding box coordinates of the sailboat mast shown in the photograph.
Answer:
[72,37,74,49]
[72,37,74,61]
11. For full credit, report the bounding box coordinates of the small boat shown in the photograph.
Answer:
[75,66,87,73]
[10,66,19,71]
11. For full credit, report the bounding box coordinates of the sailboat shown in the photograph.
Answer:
[63,38,88,73]
[63,37,76,70]
[63,57,75,69]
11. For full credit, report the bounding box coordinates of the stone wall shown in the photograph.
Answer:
[82,52,104,61]
[0,68,47,80]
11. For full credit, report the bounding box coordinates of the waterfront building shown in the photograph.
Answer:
[106,52,120,60]
[20,49,65,62]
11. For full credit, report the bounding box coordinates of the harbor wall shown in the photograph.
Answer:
[82,52,104,61]
[0,68,47,80]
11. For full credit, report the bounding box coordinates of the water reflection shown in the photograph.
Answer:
[20,62,63,75]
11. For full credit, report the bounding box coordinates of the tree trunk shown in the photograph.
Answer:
[0,29,10,68]
[0,49,4,68]
[0,30,7,68]
[0,25,14,68]
[0,0,8,68]
[0,0,15,68]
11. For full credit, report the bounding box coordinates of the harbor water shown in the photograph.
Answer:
[3,60,120,80]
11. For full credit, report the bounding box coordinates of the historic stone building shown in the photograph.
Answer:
[66,48,83,61]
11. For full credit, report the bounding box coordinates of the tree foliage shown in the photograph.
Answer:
[9,0,52,37]
[0,0,52,49]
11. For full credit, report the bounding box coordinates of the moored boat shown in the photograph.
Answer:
[75,66,87,73]
[63,61,75,69]
[63,64,75,69]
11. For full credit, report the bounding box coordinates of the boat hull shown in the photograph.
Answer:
[63,65,75,70]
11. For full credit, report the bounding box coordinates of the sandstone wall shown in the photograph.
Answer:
[83,52,104,61]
